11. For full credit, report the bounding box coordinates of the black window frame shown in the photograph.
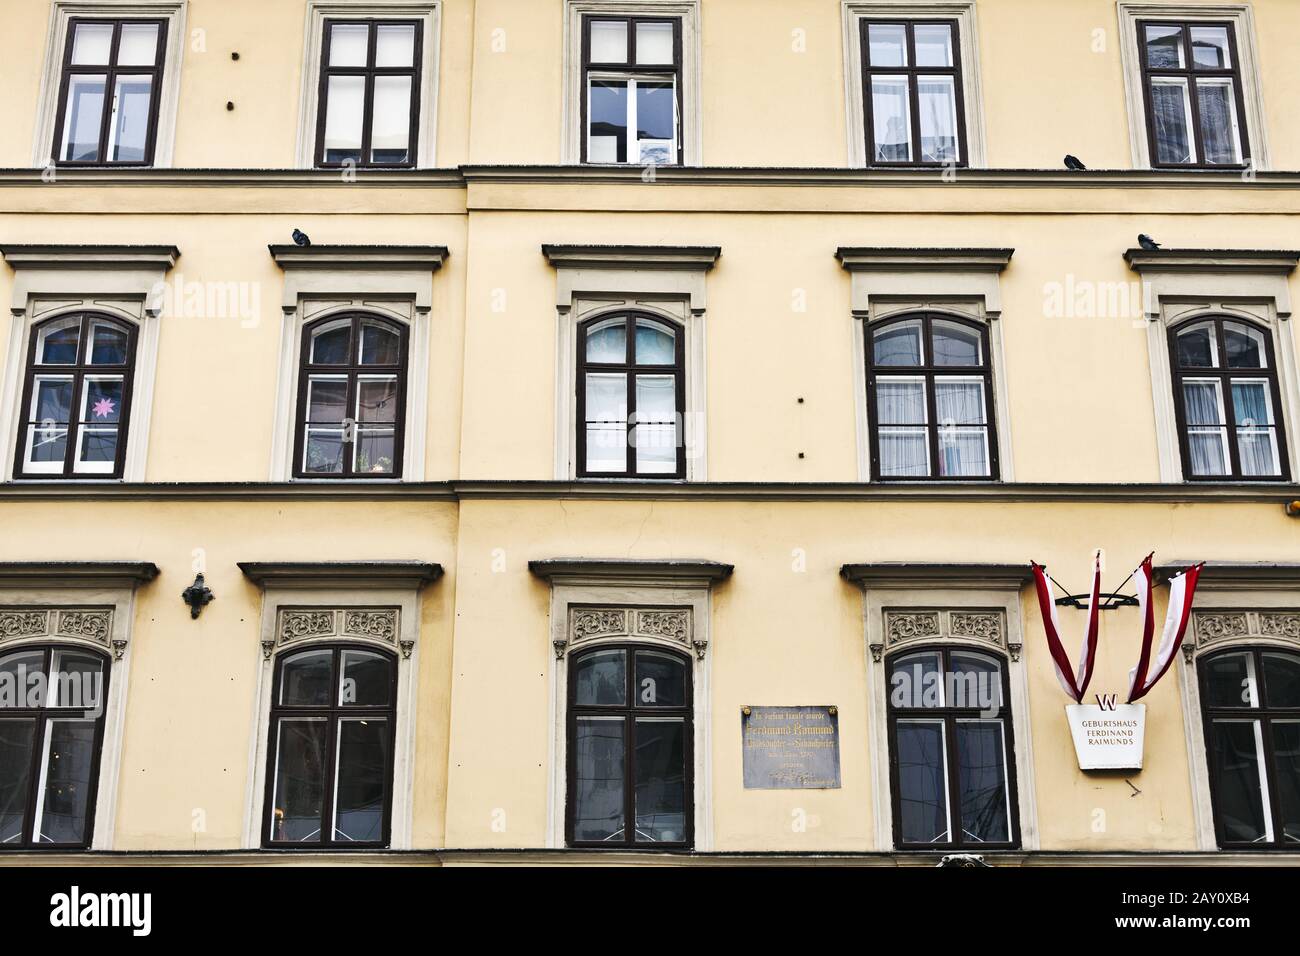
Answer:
[1168,315,1290,482]
[0,644,111,852]
[576,310,686,480]
[1199,646,1300,850]
[859,17,968,168]
[565,640,694,850]
[580,14,684,166]
[14,311,138,481]
[52,17,168,167]
[292,312,409,480]
[1137,19,1251,170]
[314,17,424,169]
[262,643,398,850]
[865,312,999,481]
[885,644,1020,851]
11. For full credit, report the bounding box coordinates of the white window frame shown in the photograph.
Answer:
[32,1,188,168]
[842,1,987,168]
[563,0,701,166]
[1117,3,1270,170]
[295,1,442,169]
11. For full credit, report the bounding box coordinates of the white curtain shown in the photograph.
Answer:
[1183,381,1228,476]
[1232,381,1278,476]
[935,380,988,477]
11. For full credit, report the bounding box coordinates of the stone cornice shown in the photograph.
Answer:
[268,244,449,272]
[1124,248,1300,274]
[836,247,1013,273]
[528,558,733,587]
[542,244,721,271]
[840,563,1034,590]
[1155,561,1300,590]
[0,561,160,590]
[0,243,180,271]
[238,561,443,591]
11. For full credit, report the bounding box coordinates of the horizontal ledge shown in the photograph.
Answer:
[0,168,466,188]
[542,244,720,270]
[1155,561,1300,588]
[528,558,734,584]
[268,244,449,270]
[1124,248,1300,272]
[0,561,160,589]
[837,246,1013,272]
[0,243,180,270]
[840,562,1034,589]
[238,561,443,590]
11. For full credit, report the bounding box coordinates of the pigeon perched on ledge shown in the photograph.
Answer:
[1137,234,1161,251]
[292,228,311,247]
[1064,155,1086,170]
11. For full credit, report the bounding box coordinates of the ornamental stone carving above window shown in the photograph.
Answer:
[1187,610,1300,660]
[562,606,699,659]
[0,606,118,657]
[877,608,1009,662]
[274,607,401,656]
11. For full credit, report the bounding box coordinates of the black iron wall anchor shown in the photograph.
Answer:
[181,574,214,619]
[1053,591,1139,611]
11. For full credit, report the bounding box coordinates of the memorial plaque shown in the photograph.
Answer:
[741,705,841,789]
[1066,702,1146,770]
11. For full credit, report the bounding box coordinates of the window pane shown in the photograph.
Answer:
[873,320,923,365]
[270,718,328,842]
[329,23,369,67]
[938,427,988,477]
[117,23,159,66]
[572,717,625,841]
[914,23,954,66]
[1236,428,1279,477]
[323,75,365,163]
[371,75,412,164]
[635,319,675,364]
[588,79,627,163]
[879,427,930,477]
[70,22,113,64]
[917,75,959,163]
[304,428,346,473]
[1209,719,1272,843]
[1271,720,1300,845]
[586,318,627,363]
[24,403,69,468]
[1233,382,1279,476]
[75,427,118,471]
[1197,78,1242,165]
[89,320,129,365]
[934,379,985,424]
[1189,25,1231,69]
[1144,24,1184,68]
[634,650,687,707]
[589,20,628,62]
[34,719,97,844]
[956,719,1010,842]
[635,21,674,65]
[360,319,401,365]
[1,651,46,706]
[1204,652,1257,707]
[31,376,74,425]
[584,372,627,472]
[1183,380,1223,425]
[871,76,912,162]
[81,377,123,425]
[340,649,392,706]
[867,23,907,67]
[1224,322,1265,369]
[877,378,926,424]
[307,377,348,424]
[951,651,1003,710]
[60,74,107,162]
[0,720,35,844]
[1232,381,1272,426]
[890,650,943,709]
[356,376,398,424]
[574,649,626,706]
[1263,653,1300,708]
[634,718,686,842]
[36,318,81,365]
[375,24,415,67]
[1187,428,1229,476]
[1150,78,1195,164]
[310,319,352,364]
[932,321,980,365]
[635,80,675,165]
[1176,322,1217,367]
[48,650,102,711]
[107,75,154,162]
[633,374,677,474]
[333,718,389,842]
[895,719,950,843]
[354,428,395,474]
[280,649,333,706]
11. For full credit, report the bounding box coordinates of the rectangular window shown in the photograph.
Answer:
[315,19,422,168]
[52,18,167,165]
[860,19,966,166]
[1137,20,1249,168]
[582,15,682,165]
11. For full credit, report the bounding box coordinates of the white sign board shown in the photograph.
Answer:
[1065,703,1146,770]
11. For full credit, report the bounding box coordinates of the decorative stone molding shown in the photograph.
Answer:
[561,605,698,659]
[0,606,114,650]
[0,562,159,590]
[530,559,733,589]
[883,608,1007,653]
[0,245,181,318]
[842,563,1032,590]
[885,611,940,645]
[0,610,49,639]
[239,561,442,591]
[55,609,113,644]
[275,607,400,650]
[1187,609,1300,660]
[268,245,449,314]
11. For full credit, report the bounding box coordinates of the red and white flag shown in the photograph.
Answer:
[1128,559,1203,702]
[1031,552,1102,702]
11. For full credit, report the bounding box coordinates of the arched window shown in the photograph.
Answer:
[264,645,397,847]
[1199,647,1300,848]
[886,646,1018,848]
[567,644,692,847]
[866,313,997,480]
[577,312,684,478]
[16,312,136,478]
[1170,317,1289,479]
[293,313,407,478]
[0,645,110,849]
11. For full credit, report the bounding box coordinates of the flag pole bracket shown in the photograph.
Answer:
[1053,592,1138,611]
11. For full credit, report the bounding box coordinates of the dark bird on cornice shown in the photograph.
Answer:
[292,228,311,247]
[1137,234,1161,251]
[1064,154,1086,170]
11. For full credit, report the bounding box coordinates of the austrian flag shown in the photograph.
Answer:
[1030,552,1102,703]
[1128,557,1203,703]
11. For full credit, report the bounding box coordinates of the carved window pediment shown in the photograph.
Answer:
[0,606,119,657]
[561,606,700,659]
[877,608,1011,662]
[1187,609,1300,661]
[271,607,403,659]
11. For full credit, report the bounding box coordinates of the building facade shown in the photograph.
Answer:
[0,0,1298,864]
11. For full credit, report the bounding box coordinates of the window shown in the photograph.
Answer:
[577,311,684,479]
[52,18,167,165]
[1170,317,1288,480]
[315,18,422,167]
[1137,20,1249,168]
[294,313,408,478]
[581,15,682,165]
[15,312,136,479]
[264,645,396,847]
[860,19,966,166]
[567,644,692,848]
[1200,647,1300,848]
[886,646,1018,849]
[866,313,997,480]
[0,646,110,850]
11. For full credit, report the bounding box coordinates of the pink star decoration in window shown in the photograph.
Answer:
[92,397,116,419]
